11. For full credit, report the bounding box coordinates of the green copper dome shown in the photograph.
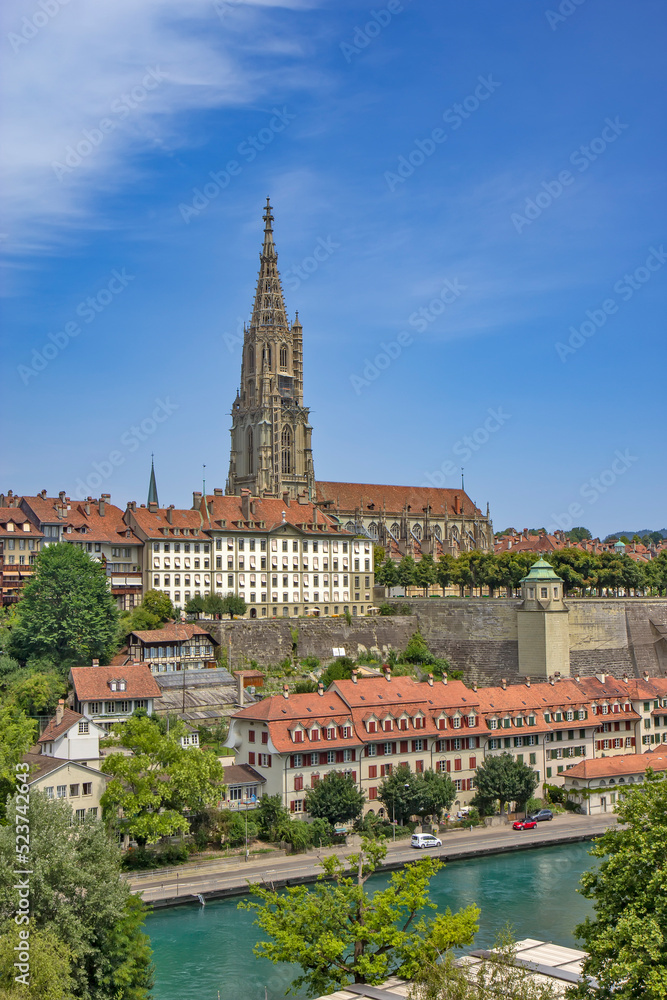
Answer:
[520,557,563,583]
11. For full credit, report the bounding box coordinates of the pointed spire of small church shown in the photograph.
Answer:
[147,455,159,507]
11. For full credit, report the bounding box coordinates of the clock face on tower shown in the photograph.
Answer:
[226,200,315,500]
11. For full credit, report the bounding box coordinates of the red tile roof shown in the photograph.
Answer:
[202,494,344,534]
[70,663,162,701]
[563,752,667,780]
[22,751,110,783]
[0,508,43,538]
[315,482,482,519]
[130,623,217,644]
[127,505,206,539]
[38,707,84,743]
[20,495,140,546]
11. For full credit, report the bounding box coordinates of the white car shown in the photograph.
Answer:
[411,833,442,849]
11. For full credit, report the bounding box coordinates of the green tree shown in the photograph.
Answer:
[101,714,225,844]
[319,657,355,689]
[378,762,420,826]
[472,752,538,815]
[140,588,174,622]
[0,790,153,1000]
[567,527,593,543]
[435,554,457,596]
[203,592,226,617]
[7,543,119,670]
[376,557,399,591]
[184,595,205,616]
[403,631,435,665]
[570,769,667,1000]
[397,555,417,591]
[119,605,161,641]
[415,554,437,596]
[256,793,291,840]
[221,594,247,619]
[0,924,75,1000]
[304,771,365,826]
[6,670,66,716]
[417,769,456,821]
[240,838,479,996]
[0,707,37,820]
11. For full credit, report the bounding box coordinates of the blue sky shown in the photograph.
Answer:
[1,0,665,538]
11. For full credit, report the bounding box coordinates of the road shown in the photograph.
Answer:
[129,813,618,906]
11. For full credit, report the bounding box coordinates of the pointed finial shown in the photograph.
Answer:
[461,468,465,492]
[263,197,273,232]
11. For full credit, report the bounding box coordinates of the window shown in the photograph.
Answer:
[57,785,67,798]
[366,743,377,757]
[45,786,54,799]
[327,750,335,764]
[75,808,86,822]
[82,782,92,795]
[69,784,80,797]
[281,426,292,474]
[343,749,353,762]
[229,786,243,801]
[293,754,303,767]
[259,754,272,767]
[78,721,89,734]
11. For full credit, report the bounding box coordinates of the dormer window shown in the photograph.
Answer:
[109,681,117,692]
[452,716,461,729]
[601,704,609,715]
[309,728,320,742]
[528,715,536,726]
[367,720,377,734]
[326,726,335,740]
[437,717,447,730]
[342,725,351,739]
[383,718,393,732]
[467,714,476,727]
[293,729,304,743]
[566,710,574,721]
[488,718,498,730]
[119,680,126,691]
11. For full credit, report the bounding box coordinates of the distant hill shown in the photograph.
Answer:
[604,529,667,542]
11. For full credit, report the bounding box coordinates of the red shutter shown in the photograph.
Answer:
[290,755,295,768]
[262,732,269,744]
[290,800,296,812]
[351,771,356,782]
[304,754,311,766]
[439,719,445,731]
[336,750,344,764]
[454,758,462,771]
[467,778,473,791]
[350,750,356,761]
[476,737,480,748]
[267,754,272,767]
[631,737,636,746]
[392,742,396,754]
[369,786,377,800]
[401,740,408,753]
[249,730,255,743]
[416,760,424,773]
[469,756,476,770]
[369,765,377,778]
[423,740,428,750]
[294,775,303,791]
[377,743,385,756]
[248,752,255,765]
[446,760,451,773]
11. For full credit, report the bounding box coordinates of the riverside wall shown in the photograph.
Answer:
[209,597,667,685]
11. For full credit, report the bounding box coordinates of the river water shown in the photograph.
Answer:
[146,841,596,1000]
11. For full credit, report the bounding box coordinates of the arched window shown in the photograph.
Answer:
[390,522,400,536]
[247,346,255,371]
[345,521,356,533]
[368,522,378,539]
[247,428,254,475]
[280,346,288,368]
[433,525,442,540]
[281,426,292,474]
[412,523,422,540]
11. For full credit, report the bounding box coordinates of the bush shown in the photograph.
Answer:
[294,679,317,694]
[300,656,320,670]
[378,604,397,616]
[525,797,543,814]
[402,632,435,665]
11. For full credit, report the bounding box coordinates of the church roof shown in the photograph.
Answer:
[315,481,482,518]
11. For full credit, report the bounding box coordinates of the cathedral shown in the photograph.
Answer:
[227,200,494,559]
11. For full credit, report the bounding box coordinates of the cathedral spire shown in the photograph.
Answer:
[250,198,289,333]
[147,455,159,507]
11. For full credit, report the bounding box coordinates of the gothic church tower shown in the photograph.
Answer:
[226,199,315,498]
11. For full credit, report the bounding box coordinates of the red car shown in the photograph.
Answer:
[513,819,537,831]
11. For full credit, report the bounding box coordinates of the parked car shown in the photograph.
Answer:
[411,833,442,849]
[512,819,537,831]
[527,809,554,822]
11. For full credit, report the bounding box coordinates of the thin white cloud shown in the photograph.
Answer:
[0,0,323,257]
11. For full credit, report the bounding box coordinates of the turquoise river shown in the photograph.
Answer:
[146,841,597,1000]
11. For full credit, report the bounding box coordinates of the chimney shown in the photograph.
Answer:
[622,673,628,683]
[166,505,174,524]
[283,684,289,699]
[549,676,555,686]
[472,681,477,692]
[92,658,99,667]
[442,672,448,685]
[317,682,324,696]
[282,491,291,508]
[100,493,110,516]
[596,672,606,684]
[575,674,580,683]
[383,665,391,682]
[84,501,90,516]
[148,501,158,513]
[427,673,434,687]
[214,488,223,496]
[351,669,358,684]
[643,671,650,681]
[55,699,65,725]
[59,491,66,502]
[237,672,245,708]
[501,678,507,690]
[192,491,202,509]
[241,490,251,520]
[525,677,531,688]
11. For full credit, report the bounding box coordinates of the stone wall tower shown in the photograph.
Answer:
[226,199,315,499]
[516,558,570,678]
